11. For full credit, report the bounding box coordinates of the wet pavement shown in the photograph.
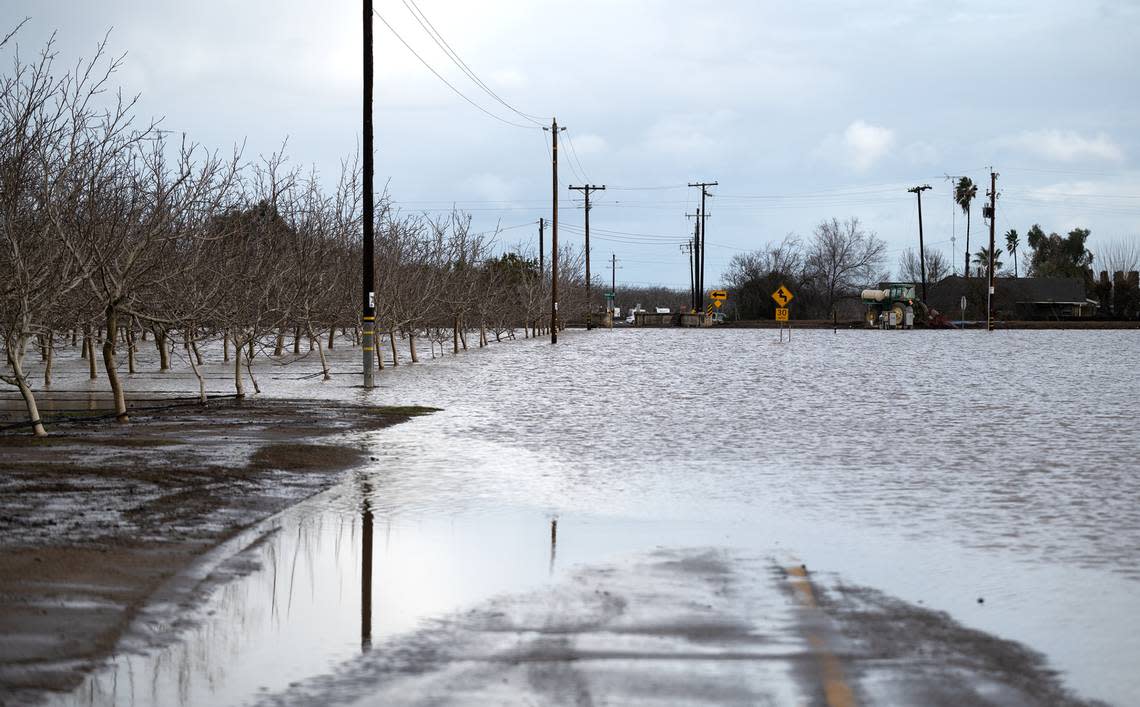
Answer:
[5,328,1140,705]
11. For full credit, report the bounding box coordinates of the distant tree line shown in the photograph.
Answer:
[0,30,588,435]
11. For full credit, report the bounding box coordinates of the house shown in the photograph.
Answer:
[925,276,1098,321]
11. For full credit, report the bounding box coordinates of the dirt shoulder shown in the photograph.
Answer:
[0,398,436,705]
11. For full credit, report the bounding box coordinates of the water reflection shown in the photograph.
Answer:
[360,477,373,654]
[44,329,1140,706]
[549,517,558,575]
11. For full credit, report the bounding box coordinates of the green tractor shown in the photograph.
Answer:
[861,282,928,328]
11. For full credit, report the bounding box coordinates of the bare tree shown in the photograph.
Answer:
[897,247,950,285]
[804,218,886,315]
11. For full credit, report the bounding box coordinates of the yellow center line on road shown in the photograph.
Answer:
[786,565,856,707]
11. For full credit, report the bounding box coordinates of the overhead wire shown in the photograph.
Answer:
[400,0,545,125]
[373,9,537,130]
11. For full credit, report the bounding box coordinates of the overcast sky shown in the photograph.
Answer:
[6,1,1139,288]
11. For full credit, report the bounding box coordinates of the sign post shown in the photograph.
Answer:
[772,284,794,341]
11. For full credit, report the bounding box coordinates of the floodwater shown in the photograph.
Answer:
[29,328,1140,705]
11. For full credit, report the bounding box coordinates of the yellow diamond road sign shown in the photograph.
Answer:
[771,284,793,306]
[714,300,722,308]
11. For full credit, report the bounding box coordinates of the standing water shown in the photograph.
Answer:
[51,329,1140,705]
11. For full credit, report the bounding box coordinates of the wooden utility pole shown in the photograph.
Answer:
[908,184,932,302]
[688,181,717,311]
[538,217,544,282]
[987,170,998,331]
[361,0,375,388]
[680,239,695,311]
[569,184,606,330]
[684,210,701,311]
[544,120,565,343]
[610,252,618,303]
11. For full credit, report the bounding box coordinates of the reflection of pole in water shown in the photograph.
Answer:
[549,518,558,575]
[361,492,374,653]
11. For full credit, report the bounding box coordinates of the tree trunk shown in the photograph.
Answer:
[274,329,285,357]
[127,322,137,374]
[103,307,128,422]
[187,340,207,403]
[223,330,230,362]
[155,327,170,372]
[233,334,245,398]
[84,325,97,380]
[7,339,47,436]
[408,329,419,363]
[453,319,459,354]
[308,325,331,381]
[389,329,399,366]
[459,324,468,351]
[479,322,487,347]
[244,345,261,394]
[43,332,53,387]
[328,326,335,350]
[293,325,301,354]
[191,337,203,366]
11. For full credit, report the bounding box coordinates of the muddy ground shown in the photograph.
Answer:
[0,399,435,706]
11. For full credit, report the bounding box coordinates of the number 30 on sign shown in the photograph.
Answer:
[775,307,789,322]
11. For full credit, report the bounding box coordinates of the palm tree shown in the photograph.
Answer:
[1004,229,1020,278]
[973,247,1003,278]
[954,177,978,278]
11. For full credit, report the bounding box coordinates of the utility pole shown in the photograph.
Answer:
[361,0,375,388]
[544,120,565,343]
[684,209,701,312]
[986,170,999,331]
[538,217,544,281]
[680,239,695,311]
[688,181,717,312]
[569,183,606,330]
[907,184,932,302]
[610,252,617,302]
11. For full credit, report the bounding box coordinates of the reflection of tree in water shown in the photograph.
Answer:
[56,501,375,706]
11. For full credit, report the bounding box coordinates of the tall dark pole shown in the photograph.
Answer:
[687,240,694,310]
[987,170,998,331]
[361,0,375,388]
[360,489,373,652]
[908,184,932,302]
[545,120,564,343]
[688,181,717,312]
[538,217,544,285]
[569,184,606,330]
[684,210,700,311]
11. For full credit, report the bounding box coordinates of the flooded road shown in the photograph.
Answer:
[40,328,1140,705]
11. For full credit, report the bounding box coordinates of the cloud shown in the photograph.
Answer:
[568,133,607,155]
[645,110,737,159]
[462,173,518,202]
[815,120,895,172]
[1003,129,1124,162]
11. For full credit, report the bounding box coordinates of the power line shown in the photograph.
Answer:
[563,128,591,184]
[400,0,544,125]
[373,9,537,130]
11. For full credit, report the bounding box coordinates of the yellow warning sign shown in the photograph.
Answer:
[771,285,793,306]
[775,307,789,321]
[710,289,728,301]
[714,300,722,308]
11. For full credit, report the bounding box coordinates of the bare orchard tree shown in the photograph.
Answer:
[804,218,886,316]
[0,29,85,434]
[897,247,951,285]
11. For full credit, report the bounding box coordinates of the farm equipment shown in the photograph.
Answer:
[861,282,928,328]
